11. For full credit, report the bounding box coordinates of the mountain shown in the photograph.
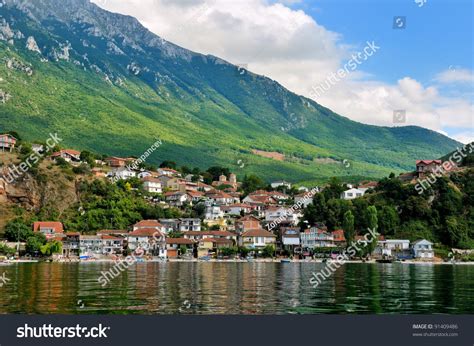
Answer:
[0,0,461,184]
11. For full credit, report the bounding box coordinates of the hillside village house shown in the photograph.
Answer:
[412,239,434,259]
[205,190,235,205]
[235,215,261,233]
[374,239,411,259]
[158,219,180,234]
[51,149,81,163]
[280,227,300,253]
[137,171,152,179]
[179,218,201,232]
[300,227,334,249]
[166,238,196,258]
[62,232,80,257]
[33,221,64,239]
[105,156,132,167]
[164,191,191,206]
[331,229,346,247]
[212,173,238,189]
[240,228,276,250]
[0,133,17,152]
[133,220,163,232]
[294,192,313,207]
[265,206,300,225]
[197,237,233,257]
[416,160,442,178]
[157,167,180,177]
[186,190,205,203]
[109,167,136,180]
[204,204,224,221]
[127,228,167,257]
[341,187,367,200]
[142,176,162,193]
[221,203,252,216]
[101,235,124,255]
[79,235,102,257]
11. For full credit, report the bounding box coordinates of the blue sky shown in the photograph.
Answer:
[96,0,473,143]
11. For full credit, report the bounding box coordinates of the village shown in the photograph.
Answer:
[0,133,470,263]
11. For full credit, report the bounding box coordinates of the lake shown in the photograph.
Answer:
[0,262,473,314]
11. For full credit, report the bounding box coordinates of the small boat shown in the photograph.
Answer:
[280,259,291,263]
[376,259,393,263]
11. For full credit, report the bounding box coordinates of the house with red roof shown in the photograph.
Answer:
[166,238,196,258]
[416,160,442,178]
[33,221,64,239]
[0,134,17,152]
[239,228,276,250]
[127,228,166,257]
[51,149,81,163]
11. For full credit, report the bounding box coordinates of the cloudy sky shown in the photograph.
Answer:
[92,0,473,143]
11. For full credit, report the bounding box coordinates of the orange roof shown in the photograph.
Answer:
[166,238,195,245]
[101,235,123,240]
[129,228,164,237]
[242,229,276,237]
[133,220,162,228]
[97,229,128,235]
[65,232,80,236]
[51,149,81,157]
[416,160,441,165]
[33,221,63,233]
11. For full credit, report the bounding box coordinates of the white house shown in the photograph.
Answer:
[341,188,366,200]
[110,167,136,180]
[412,239,434,259]
[375,239,410,258]
[164,191,191,206]
[222,203,252,216]
[271,180,292,189]
[179,218,201,232]
[137,171,152,179]
[265,206,300,225]
[294,192,314,208]
[142,176,162,193]
[79,235,103,257]
[127,228,167,258]
[204,205,224,220]
[281,228,300,247]
[239,229,276,250]
[300,227,334,249]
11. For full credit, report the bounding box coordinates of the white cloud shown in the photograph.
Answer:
[92,0,472,142]
[435,68,474,84]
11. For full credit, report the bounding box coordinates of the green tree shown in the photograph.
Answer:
[4,219,33,242]
[343,210,355,246]
[261,245,275,258]
[25,233,46,255]
[241,174,266,195]
[364,206,378,256]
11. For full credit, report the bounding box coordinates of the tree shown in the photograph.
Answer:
[343,210,355,246]
[364,206,378,256]
[4,219,33,242]
[40,241,62,256]
[160,161,176,169]
[206,166,230,181]
[25,233,46,255]
[261,245,275,258]
[79,150,96,166]
[378,206,399,236]
[241,174,266,195]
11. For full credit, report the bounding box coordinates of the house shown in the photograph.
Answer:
[416,160,442,178]
[179,218,201,232]
[0,134,17,152]
[235,215,262,233]
[300,227,335,249]
[33,221,64,239]
[127,228,166,257]
[164,191,191,206]
[412,239,434,259]
[341,188,366,200]
[97,229,129,237]
[79,235,103,257]
[205,190,235,205]
[109,167,136,180]
[133,220,163,232]
[331,229,346,247]
[221,203,252,216]
[204,205,224,221]
[271,180,292,189]
[101,235,124,255]
[375,239,411,259]
[265,206,301,225]
[186,190,205,203]
[243,191,277,205]
[280,227,300,253]
[105,157,130,167]
[51,149,81,162]
[197,237,233,257]
[137,171,152,179]
[62,232,80,257]
[166,238,196,258]
[31,143,44,155]
[142,176,162,193]
[211,173,238,189]
[294,192,313,208]
[158,219,180,234]
[157,167,180,177]
[239,228,276,250]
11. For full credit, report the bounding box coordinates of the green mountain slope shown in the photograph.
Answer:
[0,0,461,184]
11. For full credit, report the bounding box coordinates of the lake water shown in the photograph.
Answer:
[0,262,473,314]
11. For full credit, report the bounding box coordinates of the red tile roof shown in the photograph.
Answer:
[166,238,196,245]
[133,220,162,228]
[33,221,64,233]
[416,160,442,165]
[129,228,164,237]
[51,149,81,157]
[242,229,276,237]
[101,235,123,240]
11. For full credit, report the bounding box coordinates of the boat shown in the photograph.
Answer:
[280,259,291,263]
[376,259,393,263]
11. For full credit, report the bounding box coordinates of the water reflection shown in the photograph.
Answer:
[0,262,472,314]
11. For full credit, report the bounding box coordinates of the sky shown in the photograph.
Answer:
[91,0,473,143]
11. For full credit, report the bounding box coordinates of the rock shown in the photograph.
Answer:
[25,36,41,53]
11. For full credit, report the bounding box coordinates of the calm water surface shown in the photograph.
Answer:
[0,262,473,314]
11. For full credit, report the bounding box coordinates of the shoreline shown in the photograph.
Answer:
[2,258,473,265]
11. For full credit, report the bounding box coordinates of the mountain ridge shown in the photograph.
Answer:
[0,0,461,184]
